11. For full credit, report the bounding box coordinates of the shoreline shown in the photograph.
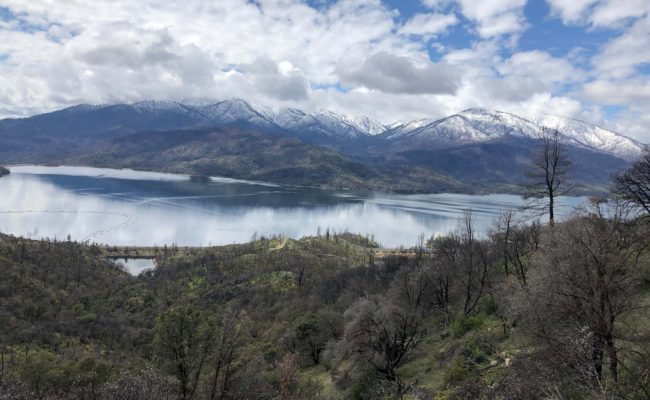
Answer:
[8,162,609,197]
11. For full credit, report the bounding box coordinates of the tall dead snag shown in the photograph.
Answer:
[525,127,572,226]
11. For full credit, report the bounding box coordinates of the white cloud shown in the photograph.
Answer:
[499,50,586,86]
[421,0,453,9]
[243,57,308,100]
[583,78,650,105]
[399,12,458,36]
[457,0,528,37]
[545,0,598,24]
[335,49,461,94]
[0,0,647,142]
[546,0,650,28]
[589,0,650,27]
[591,14,650,78]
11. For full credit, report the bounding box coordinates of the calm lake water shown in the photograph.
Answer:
[0,166,586,248]
[111,258,157,275]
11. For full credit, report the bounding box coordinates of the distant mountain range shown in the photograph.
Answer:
[0,98,645,193]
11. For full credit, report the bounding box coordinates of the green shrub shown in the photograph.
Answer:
[444,357,469,386]
[462,335,495,363]
[476,294,497,315]
[451,314,485,338]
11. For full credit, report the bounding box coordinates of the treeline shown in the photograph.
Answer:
[1,152,650,399]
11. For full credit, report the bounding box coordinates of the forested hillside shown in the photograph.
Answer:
[1,199,649,398]
[72,127,470,193]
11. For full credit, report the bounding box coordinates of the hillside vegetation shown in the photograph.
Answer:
[73,127,472,193]
[1,202,649,399]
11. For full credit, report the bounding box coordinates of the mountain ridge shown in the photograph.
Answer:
[0,98,644,194]
[3,99,641,160]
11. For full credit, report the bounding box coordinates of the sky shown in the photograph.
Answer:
[0,0,649,141]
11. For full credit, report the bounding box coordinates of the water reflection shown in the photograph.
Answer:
[0,166,586,247]
[111,258,156,276]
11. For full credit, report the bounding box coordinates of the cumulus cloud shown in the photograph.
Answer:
[399,12,458,36]
[243,57,308,101]
[545,0,599,24]
[589,0,650,27]
[546,0,650,28]
[335,50,460,95]
[0,0,648,141]
[591,15,650,78]
[77,26,178,68]
[477,76,546,102]
[498,50,587,86]
[583,78,650,105]
[457,0,528,37]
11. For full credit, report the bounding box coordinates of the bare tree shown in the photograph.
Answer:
[525,128,572,226]
[336,268,431,399]
[492,210,541,285]
[426,234,459,320]
[458,210,492,315]
[614,147,650,218]
[517,203,649,397]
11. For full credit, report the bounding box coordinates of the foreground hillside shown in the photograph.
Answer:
[0,100,643,194]
[1,205,649,399]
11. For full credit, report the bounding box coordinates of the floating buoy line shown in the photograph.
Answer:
[0,210,137,242]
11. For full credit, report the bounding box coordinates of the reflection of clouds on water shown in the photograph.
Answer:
[0,167,588,248]
[112,258,156,276]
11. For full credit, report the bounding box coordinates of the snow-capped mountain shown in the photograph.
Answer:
[272,108,373,139]
[195,98,279,130]
[382,119,436,140]
[382,108,644,160]
[4,98,644,161]
[537,115,644,160]
[383,108,544,144]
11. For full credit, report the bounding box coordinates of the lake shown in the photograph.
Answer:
[0,166,586,248]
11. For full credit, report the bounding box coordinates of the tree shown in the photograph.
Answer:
[457,210,492,315]
[206,309,245,400]
[614,147,650,218]
[294,314,333,365]
[426,234,459,319]
[336,268,431,398]
[154,305,214,400]
[525,128,572,226]
[517,204,649,397]
[492,210,541,285]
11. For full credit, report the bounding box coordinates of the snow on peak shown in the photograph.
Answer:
[86,98,645,159]
[385,108,644,160]
[537,115,644,160]
[339,114,386,136]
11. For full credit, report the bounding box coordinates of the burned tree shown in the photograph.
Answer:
[518,203,648,396]
[525,128,572,226]
[614,147,650,218]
